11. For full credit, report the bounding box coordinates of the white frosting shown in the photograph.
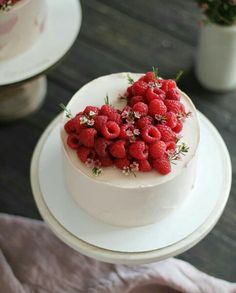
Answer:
[61,73,200,227]
[0,0,46,60]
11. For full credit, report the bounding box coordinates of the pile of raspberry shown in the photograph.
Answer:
[64,71,188,175]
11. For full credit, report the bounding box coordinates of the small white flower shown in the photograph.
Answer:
[87,119,95,126]
[134,111,141,119]
[166,149,175,157]
[129,136,136,143]
[85,158,94,168]
[126,129,134,137]
[133,128,140,136]
[177,134,183,141]
[130,162,139,172]
[80,116,88,124]
[122,166,130,176]
[126,117,135,124]
[89,110,96,117]
[121,110,129,118]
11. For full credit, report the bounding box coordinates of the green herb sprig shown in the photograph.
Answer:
[152,67,159,78]
[59,103,73,119]
[127,74,134,85]
[104,94,110,105]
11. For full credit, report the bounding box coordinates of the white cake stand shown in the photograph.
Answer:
[30,112,232,264]
[0,0,82,121]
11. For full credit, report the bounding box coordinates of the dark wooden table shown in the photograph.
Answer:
[1,0,235,282]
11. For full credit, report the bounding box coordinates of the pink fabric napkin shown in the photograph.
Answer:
[0,213,235,293]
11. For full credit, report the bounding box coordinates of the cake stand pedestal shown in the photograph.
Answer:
[30,112,232,265]
[0,76,47,121]
[0,0,82,122]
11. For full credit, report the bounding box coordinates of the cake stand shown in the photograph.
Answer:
[0,0,82,121]
[30,112,232,265]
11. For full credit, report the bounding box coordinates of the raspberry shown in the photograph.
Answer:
[149,141,166,159]
[129,95,146,107]
[126,85,133,97]
[165,112,177,129]
[99,156,113,167]
[166,141,176,152]
[73,114,87,134]
[166,88,181,101]
[77,146,95,163]
[110,112,121,124]
[79,128,97,147]
[94,115,108,132]
[132,102,148,118]
[138,76,147,82]
[119,124,134,139]
[146,87,165,103]
[64,118,76,134]
[94,138,111,157]
[132,81,148,96]
[164,100,185,114]
[144,71,156,83]
[152,157,171,175]
[173,121,183,133]
[102,121,120,139]
[129,141,148,160]
[138,159,152,172]
[109,140,127,158]
[141,125,161,143]
[157,125,176,142]
[100,104,120,123]
[67,134,79,149]
[161,79,176,92]
[136,116,153,129]
[115,158,130,170]
[148,99,167,117]
[83,106,100,116]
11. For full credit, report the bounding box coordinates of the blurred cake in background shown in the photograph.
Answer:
[0,0,46,60]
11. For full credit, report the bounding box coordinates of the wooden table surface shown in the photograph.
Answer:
[1,0,235,282]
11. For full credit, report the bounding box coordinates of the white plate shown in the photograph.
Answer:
[0,0,82,86]
[30,112,232,264]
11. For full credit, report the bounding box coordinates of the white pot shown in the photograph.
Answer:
[195,23,236,91]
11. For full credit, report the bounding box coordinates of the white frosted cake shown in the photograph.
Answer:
[61,72,200,227]
[0,0,46,60]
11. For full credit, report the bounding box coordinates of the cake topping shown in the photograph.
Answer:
[62,70,190,176]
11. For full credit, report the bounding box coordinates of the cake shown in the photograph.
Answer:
[60,72,200,227]
[0,0,46,60]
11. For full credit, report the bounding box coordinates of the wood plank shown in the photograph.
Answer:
[80,0,195,75]
[98,0,200,46]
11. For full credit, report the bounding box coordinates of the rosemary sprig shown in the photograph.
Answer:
[152,66,159,78]
[92,167,102,176]
[175,70,184,82]
[104,94,110,105]
[59,103,73,119]
[169,142,189,163]
[127,74,134,85]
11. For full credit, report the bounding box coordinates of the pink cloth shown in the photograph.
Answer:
[0,214,235,293]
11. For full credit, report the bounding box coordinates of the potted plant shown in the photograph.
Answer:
[195,0,236,91]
